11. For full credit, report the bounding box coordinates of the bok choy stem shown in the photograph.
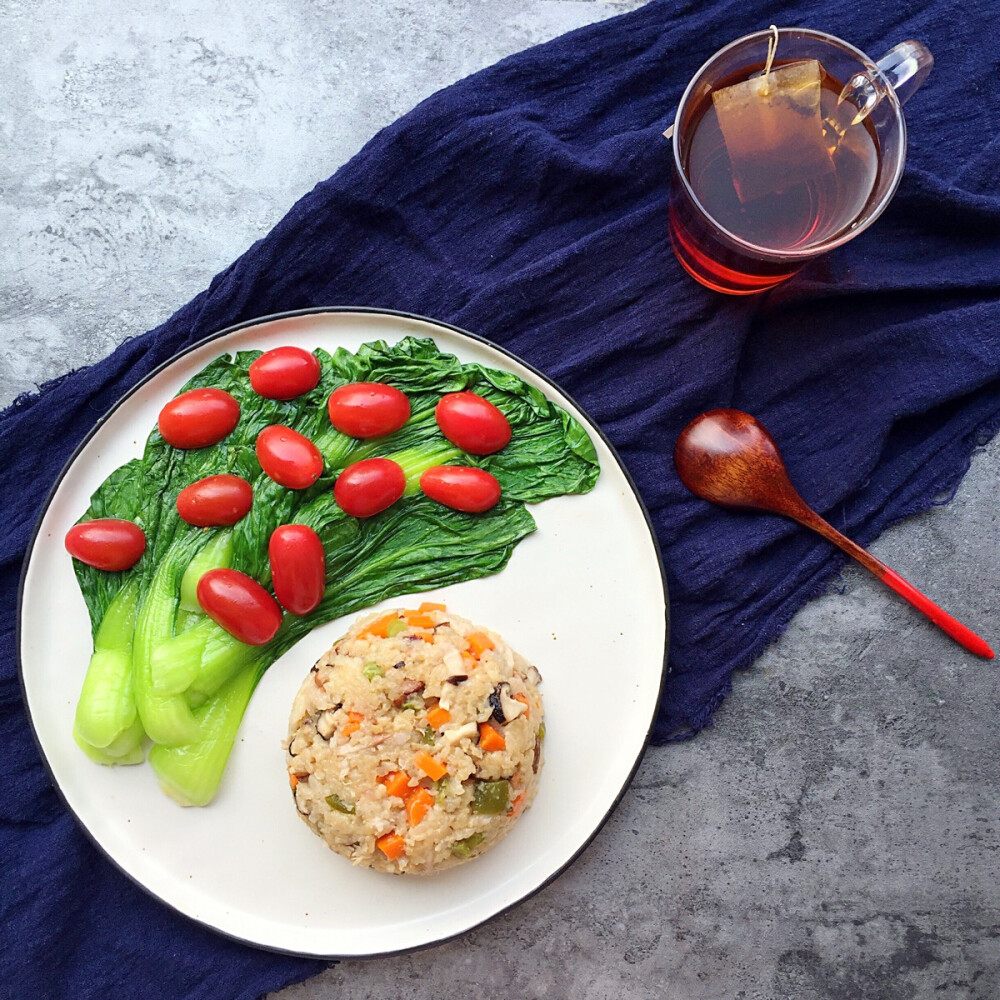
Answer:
[179,529,233,612]
[73,577,145,765]
[148,659,266,807]
[132,535,203,746]
[150,614,283,707]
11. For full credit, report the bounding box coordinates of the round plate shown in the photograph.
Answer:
[19,308,668,957]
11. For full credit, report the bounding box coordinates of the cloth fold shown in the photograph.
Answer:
[3,0,999,997]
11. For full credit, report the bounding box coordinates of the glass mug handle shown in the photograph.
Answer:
[838,39,934,124]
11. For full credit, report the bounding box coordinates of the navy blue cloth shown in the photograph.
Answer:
[3,1,999,997]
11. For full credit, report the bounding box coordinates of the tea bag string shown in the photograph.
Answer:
[759,25,779,96]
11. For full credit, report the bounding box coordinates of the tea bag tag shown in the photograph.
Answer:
[711,27,835,204]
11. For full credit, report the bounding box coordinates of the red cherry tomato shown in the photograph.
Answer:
[196,568,283,646]
[268,524,326,615]
[333,458,406,518]
[249,346,321,400]
[64,519,146,571]
[420,466,502,513]
[327,382,411,438]
[158,387,240,450]
[256,425,324,490]
[176,474,253,527]
[434,392,511,455]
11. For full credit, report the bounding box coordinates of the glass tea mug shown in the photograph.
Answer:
[666,29,933,294]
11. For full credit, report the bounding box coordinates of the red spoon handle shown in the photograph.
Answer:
[793,506,994,659]
[881,567,994,659]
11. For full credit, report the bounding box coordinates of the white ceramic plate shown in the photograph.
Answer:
[19,308,668,957]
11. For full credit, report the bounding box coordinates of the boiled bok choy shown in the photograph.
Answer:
[70,337,599,805]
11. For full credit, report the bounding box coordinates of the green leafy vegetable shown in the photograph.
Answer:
[70,336,599,804]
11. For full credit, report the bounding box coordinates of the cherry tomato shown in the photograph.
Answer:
[333,458,406,518]
[249,346,321,400]
[268,524,326,615]
[420,466,502,513]
[256,425,324,490]
[176,474,253,527]
[64,518,146,571]
[196,568,283,646]
[158,387,240,450]
[434,392,511,455]
[327,382,411,438]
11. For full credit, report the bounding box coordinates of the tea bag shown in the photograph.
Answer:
[712,30,835,203]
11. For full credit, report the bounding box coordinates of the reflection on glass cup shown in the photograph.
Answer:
[666,28,933,295]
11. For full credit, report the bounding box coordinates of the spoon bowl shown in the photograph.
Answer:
[674,408,807,516]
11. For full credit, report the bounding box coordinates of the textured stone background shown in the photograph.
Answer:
[3,2,998,998]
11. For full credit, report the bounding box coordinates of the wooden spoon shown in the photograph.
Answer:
[674,408,994,658]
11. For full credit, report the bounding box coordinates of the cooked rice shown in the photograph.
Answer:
[285,606,544,874]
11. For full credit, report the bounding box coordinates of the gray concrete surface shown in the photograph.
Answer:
[3,2,998,998]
